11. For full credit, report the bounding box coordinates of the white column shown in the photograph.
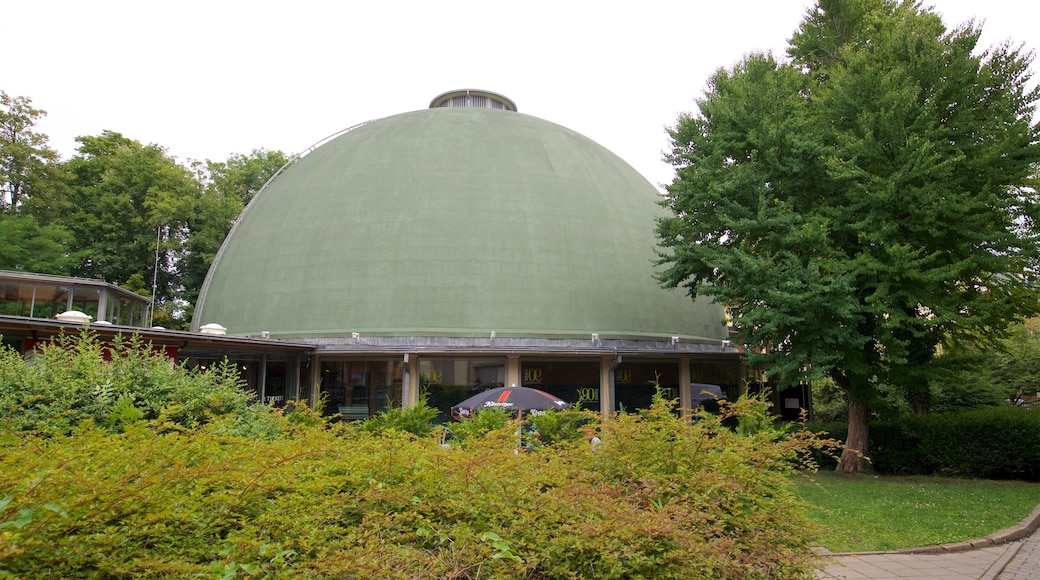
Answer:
[599,355,615,417]
[506,355,520,387]
[678,356,692,419]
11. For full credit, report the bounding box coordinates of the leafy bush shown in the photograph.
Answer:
[864,420,932,475]
[918,407,1040,480]
[360,394,440,436]
[806,407,1040,480]
[0,395,833,578]
[527,408,594,446]
[445,406,513,444]
[0,331,253,434]
[802,421,845,471]
[423,383,472,422]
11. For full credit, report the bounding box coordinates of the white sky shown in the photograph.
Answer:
[5,0,1038,191]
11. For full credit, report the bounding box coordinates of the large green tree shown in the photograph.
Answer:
[656,0,1040,471]
[205,148,291,206]
[0,213,75,274]
[0,89,293,327]
[0,90,74,273]
[60,131,196,323]
[0,91,62,214]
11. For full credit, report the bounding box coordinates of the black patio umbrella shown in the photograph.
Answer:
[450,384,568,419]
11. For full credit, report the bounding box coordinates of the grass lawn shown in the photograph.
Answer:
[794,471,1040,553]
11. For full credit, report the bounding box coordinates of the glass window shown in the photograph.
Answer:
[614,360,681,412]
[321,360,405,420]
[70,286,101,320]
[520,359,599,411]
[419,357,506,422]
[34,284,68,319]
[691,357,741,399]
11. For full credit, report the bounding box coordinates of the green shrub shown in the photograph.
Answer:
[423,383,472,422]
[360,394,440,436]
[0,394,831,578]
[445,406,513,444]
[527,408,594,446]
[802,421,846,471]
[804,408,1040,480]
[918,407,1040,480]
[867,420,932,475]
[0,331,252,434]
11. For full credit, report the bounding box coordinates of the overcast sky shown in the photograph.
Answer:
[6,0,1038,191]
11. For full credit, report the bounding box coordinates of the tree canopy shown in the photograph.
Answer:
[656,0,1040,471]
[60,131,197,312]
[0,91,61,214]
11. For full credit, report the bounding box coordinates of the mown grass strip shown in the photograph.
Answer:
[795,471,1040,552]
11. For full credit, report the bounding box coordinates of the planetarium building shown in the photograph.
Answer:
[191,90,743,419]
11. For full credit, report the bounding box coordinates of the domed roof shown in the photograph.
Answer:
[192,101,726,341]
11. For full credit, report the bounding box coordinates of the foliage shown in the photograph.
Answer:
[423,383,472,422]
[53,131,197,325]
[928,358,1011,414]
[656,0,1040,470]
[445,406,593,450]
[810,377,849,423]
[204,148,292,206]
[918,407,1040,480]
[445,406,513,444]
[0,331,253,434]
[0,395,835,579]
[982,324,1040,402]
[0,213,74,274]
[930,322,1040,412]
[527,408,594,446]
[806,407,1040,480]
[360,393,440,437]
[795,471,1040,552]
[815,320,1040,418]
[0,91,62,213]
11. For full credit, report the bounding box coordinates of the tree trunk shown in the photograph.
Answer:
[836,399,869,472]
[910,398,928,417]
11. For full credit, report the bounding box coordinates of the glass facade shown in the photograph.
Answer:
[614,359,681,412]
[520,359,600,411]
[106,297,147,326]
[691,358,742,400]
[0,282,71,319]
[70,286,101,320]
[418,357,507,422]
[0,275,149,326]
[321,360,405,420]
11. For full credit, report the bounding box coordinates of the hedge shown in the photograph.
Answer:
[806,407,1040,480]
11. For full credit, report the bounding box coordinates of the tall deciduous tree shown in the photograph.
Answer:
[0,91,62,213]
[656,0,1040,471]
[0,213,75,274]
[61,131,196,323]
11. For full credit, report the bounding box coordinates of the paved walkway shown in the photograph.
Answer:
[994,528,1040,580]
[818,505,1040,579]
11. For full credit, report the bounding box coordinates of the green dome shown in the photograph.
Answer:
[193,104,725,341]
